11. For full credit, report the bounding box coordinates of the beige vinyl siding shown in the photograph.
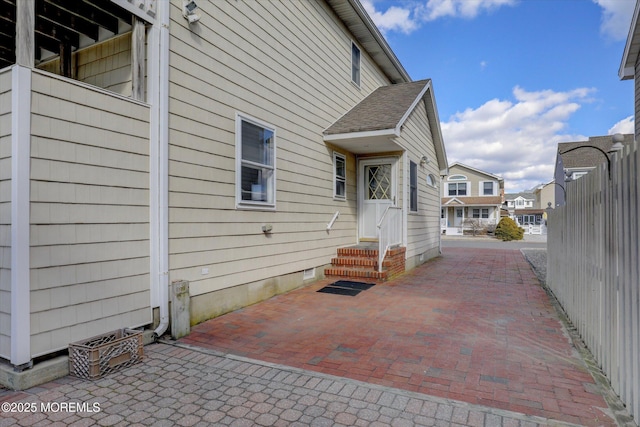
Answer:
[0,69,11,359]
[28,71,150,356]
[37,33,134,97]
[398,101,440,260]
[167,0,387,295]
[448,165,500,198]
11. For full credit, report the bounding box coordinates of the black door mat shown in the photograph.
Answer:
[317,286,361,296]
[317,280,375,296]
[329,280,375,290]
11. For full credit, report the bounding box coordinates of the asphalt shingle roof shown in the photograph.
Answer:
[558,134,634,169]
[324,79,431,135]
[442,196,503,206]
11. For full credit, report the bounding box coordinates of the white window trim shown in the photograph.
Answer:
[333,151,346,200]
[448,174,467,181]
[235,112,277,211]
[351,41,361,88]
[446,181,470,197]
[479,180,496,196]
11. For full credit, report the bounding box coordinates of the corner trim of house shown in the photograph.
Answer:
[10,65,32,368]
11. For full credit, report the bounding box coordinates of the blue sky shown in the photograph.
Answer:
[363,0,636,192]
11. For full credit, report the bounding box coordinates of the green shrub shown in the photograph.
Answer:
[495,217,524,241]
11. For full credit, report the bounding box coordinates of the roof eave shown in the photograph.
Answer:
[619,0,640,80]
[448,162,503,181]
[421,82,449,175]
[327,0,411,83]
[323,128,398,141]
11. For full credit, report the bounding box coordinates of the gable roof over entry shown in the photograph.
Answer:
[323,79,448,173]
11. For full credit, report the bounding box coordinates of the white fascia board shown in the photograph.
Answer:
[323,128,398,141]
[620,66,635,80]
[443,197,463,205]
[449,161,502,181]
[395,81,431,134]
[619,0,640,80]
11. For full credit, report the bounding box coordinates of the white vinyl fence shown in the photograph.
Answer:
[547,141,639,420]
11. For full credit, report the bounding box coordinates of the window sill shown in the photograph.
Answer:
[236,202,276,212]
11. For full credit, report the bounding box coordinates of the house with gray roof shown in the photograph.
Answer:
[553,134,633,205]
[504,192,543,227]
[1,0,448,384]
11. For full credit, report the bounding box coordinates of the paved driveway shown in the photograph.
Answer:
[182,246,618,426]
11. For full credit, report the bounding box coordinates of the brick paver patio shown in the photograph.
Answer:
[182,247,617,426]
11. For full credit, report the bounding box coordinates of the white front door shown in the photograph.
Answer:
[358,158,397,240]
[454,207,464,226]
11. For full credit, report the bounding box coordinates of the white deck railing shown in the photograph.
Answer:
[377,207,402,272]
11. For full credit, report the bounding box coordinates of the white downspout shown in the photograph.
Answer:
[152,0,170,339]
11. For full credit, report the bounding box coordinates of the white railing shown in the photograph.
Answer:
[377,206,402,272]
[326,211,340,231]
[523,224,543,235]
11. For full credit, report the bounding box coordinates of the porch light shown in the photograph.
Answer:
[183,0,201,23]
[420,156,429,166]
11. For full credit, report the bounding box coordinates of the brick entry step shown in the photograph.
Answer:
[324,245,406,281]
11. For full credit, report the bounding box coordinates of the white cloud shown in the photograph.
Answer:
[362,0,516,34]
[365,0,635,41]
[441,86,593,192]
[416,0,517,21]
[361,1,420,34]
[593,0,635,41]
[608,115,634,135]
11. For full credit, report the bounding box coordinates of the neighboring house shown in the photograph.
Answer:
[441,163,503,235]
[0,0,448,381]
[505,192,543,226]
[534,181,556,211]
[620,0,640,141]
[553,134,633,205]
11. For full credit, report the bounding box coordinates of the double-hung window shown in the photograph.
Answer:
[409,161,418,212]
[236,114,276,209]
[483,181,494,195]
[448,182,467,196]
[333,152,346,200]
[473,208,490,218]
[351,42,361,87]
